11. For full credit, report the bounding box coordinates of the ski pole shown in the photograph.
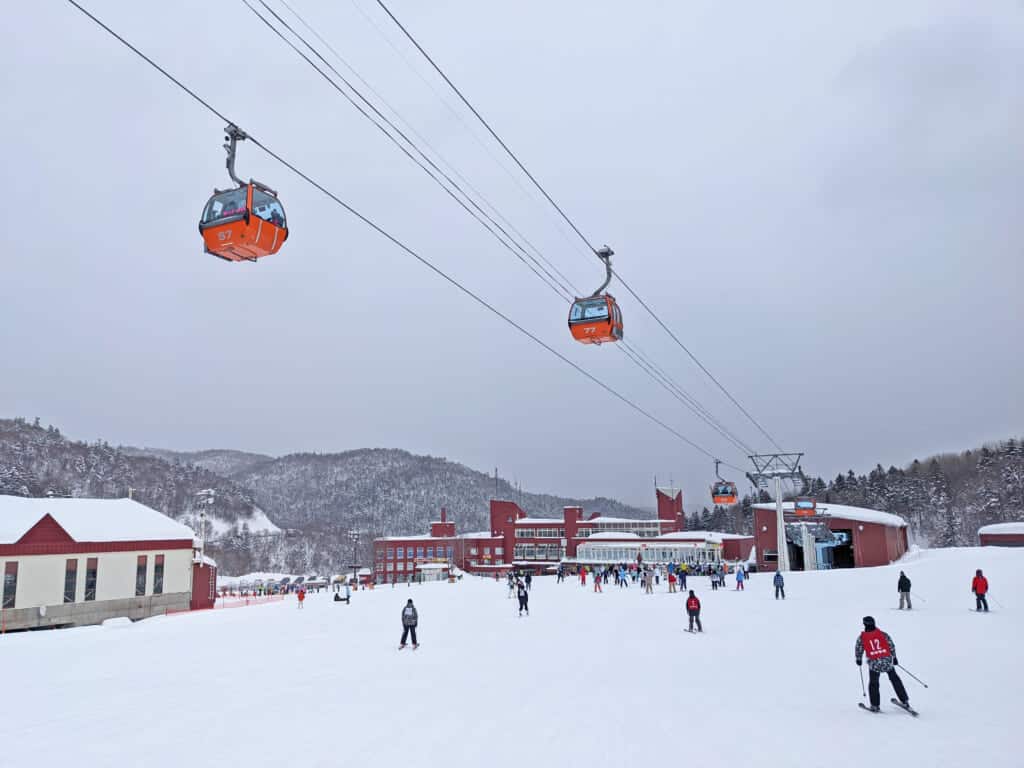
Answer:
[897,664,929,689]
[859,665,866,697]
[910,591,927,603]
[989,595,1005,610]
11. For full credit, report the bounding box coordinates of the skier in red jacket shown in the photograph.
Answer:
[855,616,909,712]
[297,587,306,609]
[685,590,702,632]
[971,569,989,612]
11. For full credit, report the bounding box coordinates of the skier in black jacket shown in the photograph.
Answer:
[516,579,530,616]
[897,571,912,610]
[400,599,418,648]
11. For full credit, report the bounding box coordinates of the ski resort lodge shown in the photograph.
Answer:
[752,501,908,571]
[0,495,216,632]
[374,488,755,580]
[978,522,1024,547]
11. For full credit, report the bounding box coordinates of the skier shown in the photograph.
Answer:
[525,572,532,592]
[644,569,654,594]
[400,598,419,648]
[854,616,909,712]
[594,569,603,593]
[897,571,912,610]
[668,571,677,593]
[516,578,530,616]
[685,590,702,632]
[735,567,745,591]
[709,570,718,591]
[580,567,587,588]
[297,587,306,609]
[679,568,687,591]
[507,572,515,599]
[971,569,989,612]
[773,570,785,600]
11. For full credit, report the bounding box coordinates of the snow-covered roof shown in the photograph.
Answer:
[458,531,500,540]
[588,531,641,540]
[415,562,449,570]
[655,487,681,497]
[978,522,1024,535]
[0,495,196,544]
[377,533,448,542]
[752,502,907,528]
[516,517,562,524]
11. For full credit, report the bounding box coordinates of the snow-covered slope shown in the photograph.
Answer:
[0,547,1020,766]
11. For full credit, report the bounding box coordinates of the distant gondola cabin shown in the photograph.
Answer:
[199,183,288,262]
[568,295,623,345]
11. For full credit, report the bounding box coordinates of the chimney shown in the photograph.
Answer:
[441,508,447,523]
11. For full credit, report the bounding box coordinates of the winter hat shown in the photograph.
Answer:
[862,616,876,631]
[976,569,983,575]
[406,599,413,605]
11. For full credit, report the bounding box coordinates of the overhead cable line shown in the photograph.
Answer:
[276,0,581,299]
[371,0,786,453]
[63,0,744,473]
[260,0,754,463]
[242,0,575,303]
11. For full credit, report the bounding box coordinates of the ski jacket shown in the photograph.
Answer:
[402,605,418,627]
[297,589,306,601]
[898,574,911,593]
[773,573,784,587]
[972,576,988,595]
[736,570,745,582]
[686,596,701,613]
[855,630,896,672]
[517,585,528,600]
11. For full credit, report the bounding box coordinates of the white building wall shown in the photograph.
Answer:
[4,548,193,609]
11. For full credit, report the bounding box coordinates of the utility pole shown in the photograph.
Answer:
[746,453,805,572]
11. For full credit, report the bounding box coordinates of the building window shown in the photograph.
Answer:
[469,547,479,556]
[495,559,503,565]
[386,548,394,560]
[495,547,504,556]
[64,559,78,603]
[153,555,164,595]
[764,550,779,562]
[559,529,565,538]
[2,562,17,609]
[396,547,404,559]
[426,547,434,559]
[483,547,491,555]
[446,546,453,559]
[515,529,535,538]
[386,562,394,572]
[397,563,405,572]
[85,557,98,601]
[416,547,425,558]
[136,555,148,597]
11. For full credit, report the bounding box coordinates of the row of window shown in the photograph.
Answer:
[0,555,167,610]
[513,544,564,561]
[381,546,455,560]
[576,546,722,564]
[514,528,565,538]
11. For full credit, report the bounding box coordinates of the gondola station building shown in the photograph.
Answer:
[978,523,1024,547]
[374,488,755,580]
[0,495,216,632]
[752,500,909,571]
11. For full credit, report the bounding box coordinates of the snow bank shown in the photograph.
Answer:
[1,547,1021,767]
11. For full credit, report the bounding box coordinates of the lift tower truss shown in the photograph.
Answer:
[746,453,805,572]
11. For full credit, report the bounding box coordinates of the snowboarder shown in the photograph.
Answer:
[516,579,530,616]
[400,598,419,648]
[297,587,306,609]
[897,571,912,610]
[854,616,909,712]
[773,570,785,600]
[971,569,989,612]
[735,567,745,591]
[685,590,702,632]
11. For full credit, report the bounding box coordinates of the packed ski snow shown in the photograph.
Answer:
[0,547,1020,767]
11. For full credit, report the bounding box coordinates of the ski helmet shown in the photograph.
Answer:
[862,616,876,630]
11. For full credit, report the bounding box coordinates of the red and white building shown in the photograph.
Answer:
[752,501,908,571]
[0,495,215,632]
[374,488,755,580]
[978,523,1024,547]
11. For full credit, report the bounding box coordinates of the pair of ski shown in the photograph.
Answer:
[398,644,420,651]
[859,699,918,717]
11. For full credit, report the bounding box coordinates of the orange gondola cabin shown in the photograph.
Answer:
[711,480,738,506]
[568,294,623,345]
[199,183,288,262]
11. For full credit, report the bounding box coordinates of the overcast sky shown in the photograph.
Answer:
[2,1,1021,508]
